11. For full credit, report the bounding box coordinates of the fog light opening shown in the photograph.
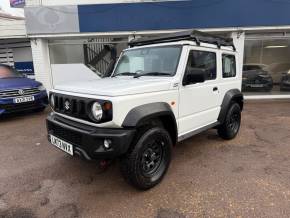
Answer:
[104,139,112,149]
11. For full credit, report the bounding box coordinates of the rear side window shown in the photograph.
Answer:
[222,54,236,78]
[186,50,217,81]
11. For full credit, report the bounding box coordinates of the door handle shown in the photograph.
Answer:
[213,87,218,92]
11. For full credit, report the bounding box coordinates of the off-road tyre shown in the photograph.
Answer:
[120,127,172,190]
[218,102,241,140]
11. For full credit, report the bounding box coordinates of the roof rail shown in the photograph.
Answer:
[128,30,236,51]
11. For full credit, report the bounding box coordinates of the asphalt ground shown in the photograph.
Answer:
[0,100,290,218]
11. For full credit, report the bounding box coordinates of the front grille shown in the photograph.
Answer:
[52,93,91,121]
[51,93,112,123]
[0,88,40,98]
[0,101,41,113]
[48,121,82,145]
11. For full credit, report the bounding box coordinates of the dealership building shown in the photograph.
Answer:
[0,8,35,78]
[20,0,290,99]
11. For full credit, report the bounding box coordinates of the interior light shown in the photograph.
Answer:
[264,45,288,49]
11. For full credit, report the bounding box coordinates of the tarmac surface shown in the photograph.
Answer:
[1,100,290,218]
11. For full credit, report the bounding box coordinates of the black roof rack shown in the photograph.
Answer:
[128,30,236,51]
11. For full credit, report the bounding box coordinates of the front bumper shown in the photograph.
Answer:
[46,113,136,160]
[0,90,48,114]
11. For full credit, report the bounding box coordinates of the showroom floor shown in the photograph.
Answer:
[1,101,290,218]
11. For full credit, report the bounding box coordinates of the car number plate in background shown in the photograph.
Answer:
[13,96,35,104]
[250,84,264,88]
[50,135,74,156]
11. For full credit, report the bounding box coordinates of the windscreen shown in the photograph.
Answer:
[113,45,182,77]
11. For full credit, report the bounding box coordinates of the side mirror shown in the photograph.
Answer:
[183,68,206,86]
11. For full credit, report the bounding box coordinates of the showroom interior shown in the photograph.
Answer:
[244,32,290,96]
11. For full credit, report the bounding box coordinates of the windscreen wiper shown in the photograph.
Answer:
[133,72,172,78]
[111,72,136,77]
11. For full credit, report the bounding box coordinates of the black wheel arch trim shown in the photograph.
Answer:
[122,102,178,144]
[218,89,243,124]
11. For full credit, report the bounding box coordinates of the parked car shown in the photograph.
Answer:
[0,64,48,115]
[268,62,290,85]
[242,64,273,92]
[280,70,290,91]
[47,30,243,190]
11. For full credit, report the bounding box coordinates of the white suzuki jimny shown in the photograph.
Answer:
[47,30,243,190]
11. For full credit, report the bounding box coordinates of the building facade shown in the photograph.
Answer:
[0,10,34,78]
[24,0,290,98]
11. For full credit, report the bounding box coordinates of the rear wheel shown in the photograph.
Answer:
[218,103,241,140]
[120,127,172,190]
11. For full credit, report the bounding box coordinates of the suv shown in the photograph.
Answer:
[47,30,243,190]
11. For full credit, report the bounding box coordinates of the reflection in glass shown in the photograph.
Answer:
[244,37,290,94]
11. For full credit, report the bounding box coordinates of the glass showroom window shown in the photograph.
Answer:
[243,36,290,95]
[49,38,127,80]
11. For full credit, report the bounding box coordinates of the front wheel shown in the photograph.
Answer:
[120,127,172,190]
[218,103,241,140]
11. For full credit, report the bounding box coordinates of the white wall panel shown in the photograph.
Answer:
[31,39,53,90]
[0,20,26,39]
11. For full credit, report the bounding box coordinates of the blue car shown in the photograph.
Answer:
[0,64,48,115]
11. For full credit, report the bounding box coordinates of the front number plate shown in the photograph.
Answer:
[50,135,74,156]
[13,96,35,103]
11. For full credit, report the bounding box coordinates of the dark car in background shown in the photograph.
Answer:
[280,70,290,91]
[0,64,48,115]
[242,64,273,92]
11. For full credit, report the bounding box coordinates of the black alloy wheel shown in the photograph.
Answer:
[218,102,241,140]
[120,127,172,190]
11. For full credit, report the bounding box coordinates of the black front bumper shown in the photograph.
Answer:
[46,113,136,160]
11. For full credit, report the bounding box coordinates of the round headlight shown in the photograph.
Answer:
[50,94,55,108]
[91,102,103,121]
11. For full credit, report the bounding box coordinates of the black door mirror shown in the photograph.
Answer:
[183,68,206,85]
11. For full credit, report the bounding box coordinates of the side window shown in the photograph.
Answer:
[185,50,217,81]
[222,54,236,78]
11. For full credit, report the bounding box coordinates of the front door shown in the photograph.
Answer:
[178,48,221,136]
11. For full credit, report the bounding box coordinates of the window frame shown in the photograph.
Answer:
[222,53,237,79]
[183,49,218,85]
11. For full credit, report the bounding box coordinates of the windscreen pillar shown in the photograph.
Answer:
[231,31,245,77]
[30,38,53,91]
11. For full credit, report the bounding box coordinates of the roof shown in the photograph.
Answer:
[128,30,235,50]
[0,11,26,39]
[0,11,24,21]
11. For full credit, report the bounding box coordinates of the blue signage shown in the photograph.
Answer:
[10,0,25,8]
[78,0,290,32]
[14,62,34,75]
